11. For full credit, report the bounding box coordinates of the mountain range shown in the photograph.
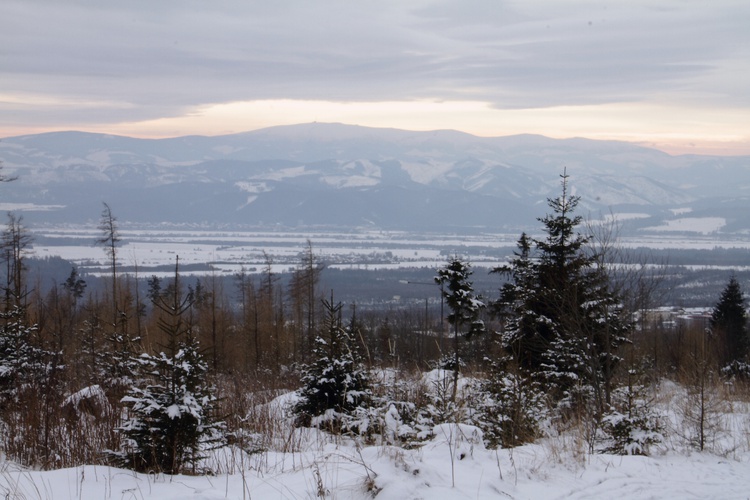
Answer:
[1,122,748,235]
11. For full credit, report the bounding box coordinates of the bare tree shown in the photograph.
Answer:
[586,211,668,378]
[97,203,122,329]
[235,266,256,372]
[288,240,323,362]
[2,213,33,310]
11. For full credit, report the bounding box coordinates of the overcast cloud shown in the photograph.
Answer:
[1,1,748,152]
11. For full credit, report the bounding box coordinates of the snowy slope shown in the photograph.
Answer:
[0,123,748,233]
[1,424,748,499]
[1,370,749,499]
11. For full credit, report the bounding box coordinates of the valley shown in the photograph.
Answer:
[25,224,750,309]
[4,123,750,308]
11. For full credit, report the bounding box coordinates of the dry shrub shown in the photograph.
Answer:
[1,382,121,469]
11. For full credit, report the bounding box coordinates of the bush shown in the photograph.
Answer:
[475,372,547,448]
[599,384,662,456]
[292,298,371,433]
[721,360,750,381]
[115,345,225,474]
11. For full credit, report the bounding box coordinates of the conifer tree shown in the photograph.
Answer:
[116,258,224,474]
[711,276,748,369]
[0,307,46,405]
[492,233,539,368]
[435,257,485,401]
[293,294,370,432]
[493,171,629,409]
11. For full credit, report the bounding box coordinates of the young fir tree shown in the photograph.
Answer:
[711,276,749,371]
[492,233,539,367]
[493,171,629,409]
[0,305,65,467]
[0,216,60,411]
[293,294,370,432]
[116,259,224,474]
[435,257,486,401]
[0,307,52,406]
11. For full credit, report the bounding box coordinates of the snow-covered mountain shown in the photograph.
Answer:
[0,123,748,234]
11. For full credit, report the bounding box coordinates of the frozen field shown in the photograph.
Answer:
[29,226,750,277]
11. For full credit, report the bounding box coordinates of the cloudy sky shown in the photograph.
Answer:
[2,1,748,154]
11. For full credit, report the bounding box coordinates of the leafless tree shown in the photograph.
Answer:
[2,213,33,310]
[97,203,122,329]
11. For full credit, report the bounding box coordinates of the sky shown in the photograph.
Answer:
[2,1,749,155]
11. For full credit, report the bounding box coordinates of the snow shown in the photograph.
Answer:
[4,373,750,499]
[670,207,693,215]
[254,165,312,181]
[21,225,750,280]
[234,181,270,194]
[2,431,749,499]
[167,404,181,419]
[0,203,66,212]
[321,175,380,188]
[62,384,107,409]
[644,217,726,234]
[593,212,651,223]
[28,368,750,499]
[400,160,455,184]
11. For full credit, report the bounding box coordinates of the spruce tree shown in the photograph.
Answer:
[0,305,65,467]
[116,259,223,474]
[293,294,370,432]
[493,171,629,409]
[711,276,748,369]
[0,306,47,405]
[492,233,540,368]
[435,257,485,401]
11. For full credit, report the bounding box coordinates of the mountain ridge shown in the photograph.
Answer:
[0,123,748,235]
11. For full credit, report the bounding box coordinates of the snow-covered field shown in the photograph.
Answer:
[2,379,748,499]
[30,228,524,276]
[3,436,749,499]
[644,217,727,235]
[29,227,750,277]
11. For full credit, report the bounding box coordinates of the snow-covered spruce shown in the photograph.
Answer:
[292,296,372,434]
[491,171,630,412]
[113,261,224,474]
[116,346,224,474]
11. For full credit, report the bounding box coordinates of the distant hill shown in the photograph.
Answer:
[1,123,748,235]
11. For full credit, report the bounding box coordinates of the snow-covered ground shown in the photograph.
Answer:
[2,430,748,499]
[3,377,749,500]
[644,217,727,235]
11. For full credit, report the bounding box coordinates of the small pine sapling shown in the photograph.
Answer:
[115,259,224,474]
[293,294,371,434]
